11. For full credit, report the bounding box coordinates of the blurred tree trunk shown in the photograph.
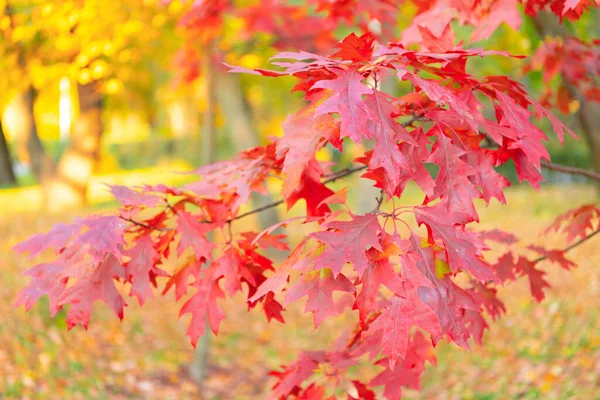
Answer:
[190,42,217,384]
[0,119,17,185]
[9,89,55,183]
[45,83,103,212]
[217,71,281,229]
[533,13,600,185]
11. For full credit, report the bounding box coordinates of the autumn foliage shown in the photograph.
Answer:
[12,1,600,399]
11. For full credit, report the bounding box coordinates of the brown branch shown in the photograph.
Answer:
[541,160,600,182]
[229,164,367,223]
[121,216,171,232]
[534,227,600,263]
[122,115,424,231]
[120,164,368,232]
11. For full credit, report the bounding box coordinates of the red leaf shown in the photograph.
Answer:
[354,251,404,324]
[368,293,442,370]
[285,269,355,327]
[312,68,375,142]
[415,205,499,283]
[15,262,67,317]
[312,213,383,276]
[124,235,168,305]
[58,252,127,329]
[515,256,550,302]
[179,271,225,346]
[331,31,376,62]
[175,211,215,261]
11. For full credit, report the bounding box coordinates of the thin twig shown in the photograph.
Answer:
[230,164,368,223]
[121,216,171,232]
[540,160,600,182]
[534,227,600,263]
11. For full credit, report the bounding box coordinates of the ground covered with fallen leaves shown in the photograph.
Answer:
[1,184,599,399]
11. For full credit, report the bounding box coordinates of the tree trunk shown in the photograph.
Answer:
[8,89,55,183]
[217,71,281,229]
[190,42,217,384]
[45,83,103,212]
[0,118,17,186]
[533,13,600,183]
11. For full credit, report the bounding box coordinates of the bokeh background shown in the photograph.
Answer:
[1,1,599,399]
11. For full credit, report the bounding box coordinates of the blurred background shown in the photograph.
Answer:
[1,1,599,399]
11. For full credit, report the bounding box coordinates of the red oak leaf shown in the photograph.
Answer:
[175,211,215,261]
[514,256,550,302]
[368,293,442,370]
[179,270,225,346]
[124,235,168,305]
[57,251,127,330]
[312,68,375,142]
[311,213,383,276]
[285,269,355,327]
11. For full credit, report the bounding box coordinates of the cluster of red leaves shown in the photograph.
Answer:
[14,30,589,398]
[402,0,599,47]
[526,36,600,113]
[172,0,399,84]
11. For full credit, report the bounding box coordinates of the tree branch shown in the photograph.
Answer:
[541,160,600,182]
[229,164,367,223]
[534,227,600,263]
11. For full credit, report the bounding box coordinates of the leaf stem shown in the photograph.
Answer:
[534,227,600,263]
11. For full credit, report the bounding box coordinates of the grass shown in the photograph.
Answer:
[1,182,599,399]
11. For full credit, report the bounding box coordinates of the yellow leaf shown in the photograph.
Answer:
[435,259,451,279]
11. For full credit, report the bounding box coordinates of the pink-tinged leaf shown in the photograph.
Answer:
[124,235,167,305]
[415,205,499,283]
[493,252,517,282]
[462,308,489,345]
[312,68,375,142]
[13,219,84,258]
[402,72,474,121]
[528,245,576,270]
[15,262,67,317]
[285,269,355,327]
[175,211,215,261]
[478,229,519,245]
[179,273,225,347]
[471,0,521,42]
[162,257,203,301]
[58,253,127,330]
[545,204,600,243]
[241,231,289,251]
[108,185,162,207]
[417,24,455,52]
[467,150,510,205]
[425,133,481,223]
[249,269,290,303]
[213,248,255,296]
[364,91,412,191]
[470,281,506,321]
[279,104,339,198]
[370,332,436,400]
[368,293,442,370]
[354,253,404,324]
[270,352,325,399]
[515,256,550,302]
[73,215,126,260]
[318,187,349,208]
[402,234,477,348]
[312,213,382,276]
[530,97,578,144]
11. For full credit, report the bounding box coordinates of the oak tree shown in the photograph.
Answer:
[13,1,600,398]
